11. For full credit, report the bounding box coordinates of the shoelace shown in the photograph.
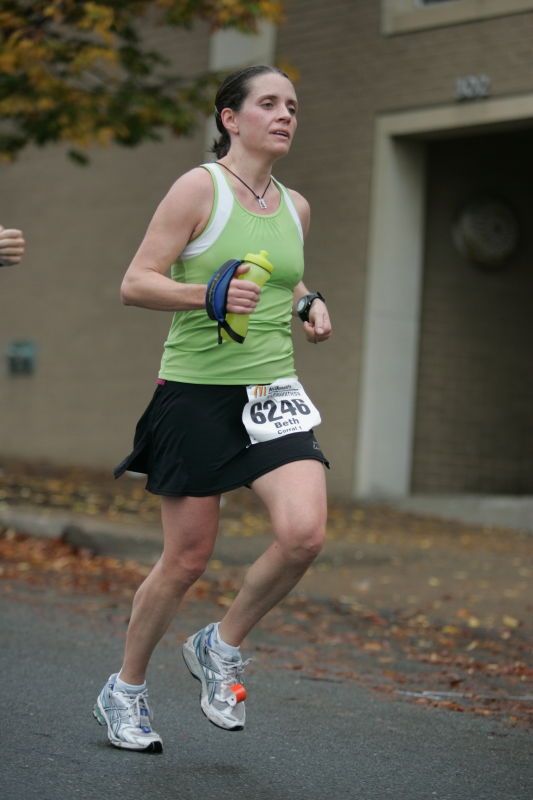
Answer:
[213,653,252,695]
[117,689,152,727]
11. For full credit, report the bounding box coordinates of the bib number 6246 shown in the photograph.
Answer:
[242,379,321,444]
[249,397,311,425]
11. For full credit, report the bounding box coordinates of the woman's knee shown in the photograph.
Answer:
[275,517,326,565]
[159,544,213,587]
[159,496,220,588]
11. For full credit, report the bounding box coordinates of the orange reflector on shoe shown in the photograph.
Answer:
[230,683,247,703]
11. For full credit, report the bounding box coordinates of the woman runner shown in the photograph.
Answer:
[94,65,332,752]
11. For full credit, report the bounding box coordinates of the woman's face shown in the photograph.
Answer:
[227,72,298,158]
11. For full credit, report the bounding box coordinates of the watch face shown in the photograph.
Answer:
[297,298,306,313]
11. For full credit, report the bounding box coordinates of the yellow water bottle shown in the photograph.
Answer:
[221,250,274,342]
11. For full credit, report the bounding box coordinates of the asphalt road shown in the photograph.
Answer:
[1,580,531,800]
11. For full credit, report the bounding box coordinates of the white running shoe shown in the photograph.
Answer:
[182,623,250,731]
[93,674,163,752]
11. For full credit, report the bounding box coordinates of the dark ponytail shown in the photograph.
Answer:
[212,65,289,159]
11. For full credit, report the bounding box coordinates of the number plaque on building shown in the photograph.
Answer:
[455,74,491,100]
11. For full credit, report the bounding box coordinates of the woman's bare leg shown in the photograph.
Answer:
[218,460,327,646]
[119,494,220,684]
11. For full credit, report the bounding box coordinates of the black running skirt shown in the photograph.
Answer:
[114,380,329,497]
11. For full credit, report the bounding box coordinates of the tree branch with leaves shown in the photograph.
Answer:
[0,0,283,163]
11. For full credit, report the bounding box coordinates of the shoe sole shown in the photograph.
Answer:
[182,638,244,732]
[93,697,163,753]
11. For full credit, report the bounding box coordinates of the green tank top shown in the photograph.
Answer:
[159,163,305,385]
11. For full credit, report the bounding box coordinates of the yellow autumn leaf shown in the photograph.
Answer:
[43,4,64,23]
[277,60,300,84]
[0,53,17,72]
[79,2,115,29]
[0,98,42,114]
[95,127,114,146]
[0,12,24,29]
[362,641,383,652]
[71,45,118,72]
[442,625,460,635]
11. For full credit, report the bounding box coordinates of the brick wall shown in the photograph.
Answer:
[412,132,533,493]
[276,0,533,494]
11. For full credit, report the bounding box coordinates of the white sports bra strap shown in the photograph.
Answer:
[277,182,304,243]
[181,163,234,260]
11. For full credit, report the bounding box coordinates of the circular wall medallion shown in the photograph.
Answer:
[452,198,518,269]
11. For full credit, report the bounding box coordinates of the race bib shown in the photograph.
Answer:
[242,378,321,444]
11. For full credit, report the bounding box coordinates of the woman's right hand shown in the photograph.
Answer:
[226,264,261,314]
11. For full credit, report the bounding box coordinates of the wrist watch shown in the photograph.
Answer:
[296,291,325,322]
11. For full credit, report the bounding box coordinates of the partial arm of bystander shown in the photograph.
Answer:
[0,226,25,267]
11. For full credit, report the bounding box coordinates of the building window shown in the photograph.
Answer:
[382,0,533,36]
[6,340,37,376]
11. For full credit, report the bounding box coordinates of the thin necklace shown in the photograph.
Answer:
[217,162,272,209]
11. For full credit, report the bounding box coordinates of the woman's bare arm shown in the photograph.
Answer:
[120,168,259,314]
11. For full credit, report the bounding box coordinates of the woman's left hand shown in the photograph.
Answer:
[303,300,332,344]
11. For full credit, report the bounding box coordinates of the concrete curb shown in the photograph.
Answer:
[0,505,162,562]
[0,504,361,568]
[392,495,533,533]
